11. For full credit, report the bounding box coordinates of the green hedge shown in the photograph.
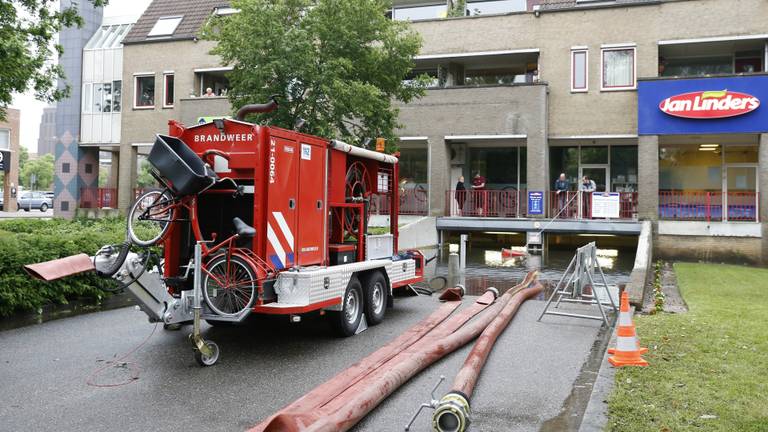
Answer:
[0,218,127,317]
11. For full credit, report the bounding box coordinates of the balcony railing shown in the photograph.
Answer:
[549,191,638,220]
[659,191,758,222]
[79,188,117,209]
[370,187,429,216]
[445,189,527,218]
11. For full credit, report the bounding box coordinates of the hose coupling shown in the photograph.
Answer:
[432,391,471,432]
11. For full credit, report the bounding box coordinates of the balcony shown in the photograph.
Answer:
[177,96,231,126]
[659,37,766,78]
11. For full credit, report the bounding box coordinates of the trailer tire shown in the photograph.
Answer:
[329,276,363,337]
[362,271,388,326]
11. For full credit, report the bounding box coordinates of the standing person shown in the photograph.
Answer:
[471,172,487,215]
[554,173,570,217]
[455,176,466,216]
[580,175,596,218]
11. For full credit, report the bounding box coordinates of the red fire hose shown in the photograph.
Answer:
[249,272,541,432]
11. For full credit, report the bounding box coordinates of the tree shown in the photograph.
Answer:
[0,0,107,121]
[136,159,155,188]
[20,153,54,190]
[204,0,428,146]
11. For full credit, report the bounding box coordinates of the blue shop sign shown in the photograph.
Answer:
[638,75,768,135]
[528,191,543,215]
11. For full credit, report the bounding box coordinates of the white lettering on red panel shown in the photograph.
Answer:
[193,133,255,143]
[269,139,277,184]
[659,90,760,119]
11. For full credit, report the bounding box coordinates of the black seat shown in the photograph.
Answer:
[232,217,256,238]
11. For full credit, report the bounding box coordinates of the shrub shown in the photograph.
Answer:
[0,218,127,317]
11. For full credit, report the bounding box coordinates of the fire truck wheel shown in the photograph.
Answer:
[363,271,388,326]
[330,277,363,337]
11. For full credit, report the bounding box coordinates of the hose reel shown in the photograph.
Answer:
[344,161,371,238]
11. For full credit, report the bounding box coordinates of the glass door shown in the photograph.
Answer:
[725,165,758,222]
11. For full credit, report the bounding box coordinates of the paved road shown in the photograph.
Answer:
[0,209,54,218]
[0,294,602,432]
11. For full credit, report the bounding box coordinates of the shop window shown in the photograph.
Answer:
[469,147,524,190]
[725,145,758,164]
[659,145,721,191]
[163,73,175,108]
[610,146,638,192]
[399,148,428,185]
[601,46,635,90]
[571,49,588,92]
[134,75,155,108]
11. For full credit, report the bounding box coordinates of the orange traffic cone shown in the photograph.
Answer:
[607,291,648,367]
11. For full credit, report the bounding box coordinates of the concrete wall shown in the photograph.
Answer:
[408,0,768,136]
[626,220,652,307]
[178,96,231,125]
[637,135,658,220]
[1,108,20,212]
[396,84,548,214]
[656,235,762,265]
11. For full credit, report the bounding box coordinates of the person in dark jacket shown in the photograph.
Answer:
[554,173,570,217]
[471,172,487,215]
[455,176,466,215]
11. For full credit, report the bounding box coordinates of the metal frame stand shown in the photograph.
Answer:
[189,241,220,366]
[538,242,617,326]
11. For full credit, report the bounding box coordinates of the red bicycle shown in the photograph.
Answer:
[127,139,271,317]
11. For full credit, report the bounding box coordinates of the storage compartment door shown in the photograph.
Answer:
[296,142,327,266]
[266,136,299,269]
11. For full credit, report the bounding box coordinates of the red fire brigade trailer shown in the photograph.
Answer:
[89,100,424,364]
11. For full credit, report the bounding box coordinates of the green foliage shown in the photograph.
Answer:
[136,159,156,188]
[98,165,109,186]
[203,0,428,146]
[607,263,768,432]
[0,0,107,121]
[0,217,125,317]
[19,153,54,189]
[652,260,665,313]
[448,0,467,17]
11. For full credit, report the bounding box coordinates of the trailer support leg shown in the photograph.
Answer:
[190,241,219,366]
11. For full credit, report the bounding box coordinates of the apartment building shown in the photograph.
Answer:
[117,0,230,210]
[392,0,768,261]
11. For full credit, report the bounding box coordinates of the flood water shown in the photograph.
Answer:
[422,233,637,297]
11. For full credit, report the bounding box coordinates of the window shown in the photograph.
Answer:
[163,74,174,107]
[60,201,69,211]
[85,164,93,174]
[112,80,122,112]
[571,48,588,92]
[0,129,9,150]
[148,16,183,37]
[82,83,92,113]
[93,83,104,112]
[392,4,447,21]
[102,82,112,112]
[466,0,526,15]
[62,163,70,174]
[134,75,155,108]
[601,46,635,90]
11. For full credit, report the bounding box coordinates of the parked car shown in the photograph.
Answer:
[17,191,52,212]
[44,191,54,200]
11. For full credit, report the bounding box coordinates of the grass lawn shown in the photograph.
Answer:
[606,263,768,432]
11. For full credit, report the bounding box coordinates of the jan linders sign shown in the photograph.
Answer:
[659,90,760,119]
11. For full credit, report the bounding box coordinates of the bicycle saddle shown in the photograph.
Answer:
[232,217,256,238]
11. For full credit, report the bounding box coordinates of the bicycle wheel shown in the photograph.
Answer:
[127,189,174,247]
[203,254,257,317]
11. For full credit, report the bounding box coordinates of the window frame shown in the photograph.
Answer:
[600,45,637,91]
[163,72,175,108]
[82,83,93,113]
[147,16,183,37]
[133,73,156,109]
[571,47,589,93]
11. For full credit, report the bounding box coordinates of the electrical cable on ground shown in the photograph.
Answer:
[86,323,158,388]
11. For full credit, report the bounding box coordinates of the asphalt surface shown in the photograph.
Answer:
[0,294,602,432]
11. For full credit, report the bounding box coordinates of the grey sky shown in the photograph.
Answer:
[10,0,153,153]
